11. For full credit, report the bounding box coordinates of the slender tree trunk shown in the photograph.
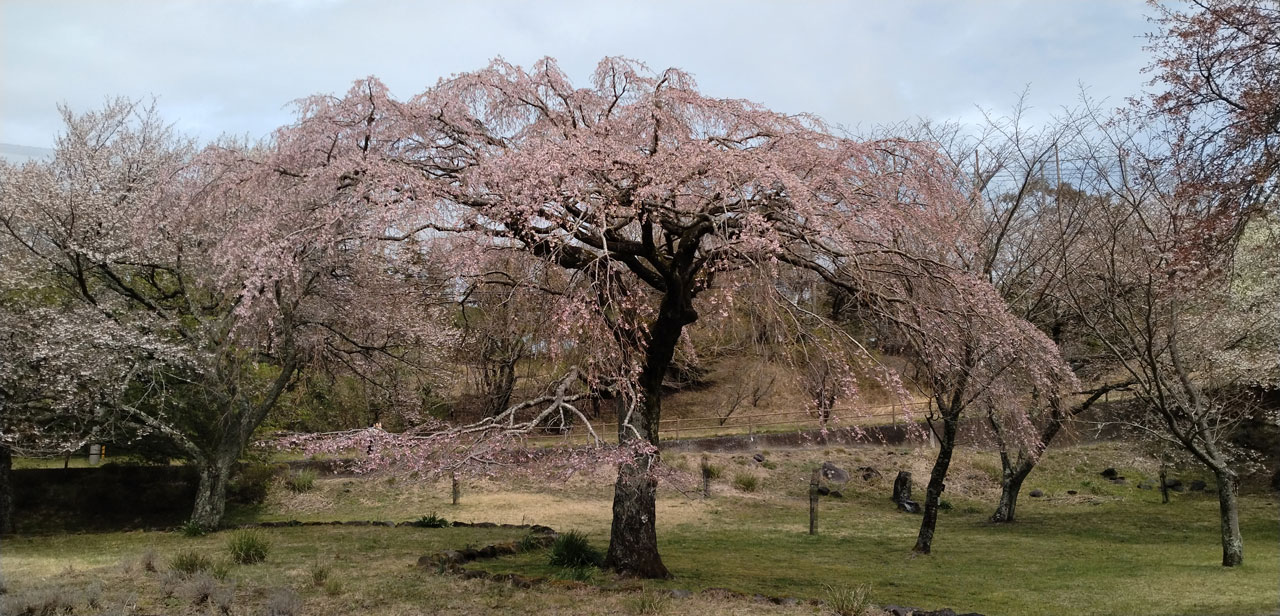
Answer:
[914,412,958,554]
[190,454,234,529]
[0,444,13,535]
[1213,468,1243,567]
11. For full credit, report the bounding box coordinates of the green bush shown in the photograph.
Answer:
[549,531,603,568]
[179,519,210,537]
[412,512,451,528]
[169,550,213,577]
[227,530,270,565]
[286,469,317,493]
[732,473,759,492]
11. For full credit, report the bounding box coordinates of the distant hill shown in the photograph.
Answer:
[0,143,54,164]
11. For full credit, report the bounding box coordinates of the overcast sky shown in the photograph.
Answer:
[1,1,1155,149]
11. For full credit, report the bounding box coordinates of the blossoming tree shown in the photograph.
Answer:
[267,56,1072,575]
[0,100,444,528]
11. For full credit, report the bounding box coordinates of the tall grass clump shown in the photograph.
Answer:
[227,530,270,565]
[548,531,603,568]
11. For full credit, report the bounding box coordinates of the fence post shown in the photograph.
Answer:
[451,472,460,506]
[809,468,820,535]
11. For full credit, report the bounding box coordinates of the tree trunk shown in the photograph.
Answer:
[1213,469,1243,567]
[603,297,691,579]
[190,456,234,529]
[913,412,958,554]
[989,462,1030,523]
[0,444,13,535]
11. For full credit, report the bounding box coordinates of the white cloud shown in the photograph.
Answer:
[1,0,1152,147]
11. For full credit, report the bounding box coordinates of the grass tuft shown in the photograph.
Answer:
[412,512,451,528]
[227,529,270,565]
[824,583,873,616]
[548,531,603,568]
[731,472,759,492]
[285,469,318,493]
[168,550,212,577]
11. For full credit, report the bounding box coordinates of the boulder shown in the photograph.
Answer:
[1101,468,1119,479]
[1029,489,1044,498]
[892,471,913,503]
[1137,480,1155,490]
[1189,479,1207,492]
[816,486,831,496]
[857,466,883,482]
[829,490,843,498]
[1066,490,1078,495]
[897,499,921,514]
[669,589,692,599]
[821,462,850,483]
[1165,478,1185,492]
[752,453,766,464]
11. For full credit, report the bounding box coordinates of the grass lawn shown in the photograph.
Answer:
[3,442,1277,615]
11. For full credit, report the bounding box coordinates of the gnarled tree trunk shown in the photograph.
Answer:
[604,297,692,579]
[190,454,234,529]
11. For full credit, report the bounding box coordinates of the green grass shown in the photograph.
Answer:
[6,442,1278,616]
[472,445,1280,616]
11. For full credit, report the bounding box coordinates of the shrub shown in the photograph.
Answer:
[0,589,73,616]
[265,588,301,616]
[824,583,872,616]
[285,469,317,493]
[412,512,451,528]
[938,499,954,512]
[228,463,281,505]
[210,584,236,615]
[179,519,210,537]
[169,550,213,577]
[140,549,159,573]
[548,531,603,568]
[732,473,759,492]
[178,571,219,606]
[323,578,343,597]
[227,530,270,565]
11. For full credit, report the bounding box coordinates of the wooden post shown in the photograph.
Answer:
[809,468,820,535]
[1159,466,1170,504]
[700,455,712,499]
[450,472,460,506]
